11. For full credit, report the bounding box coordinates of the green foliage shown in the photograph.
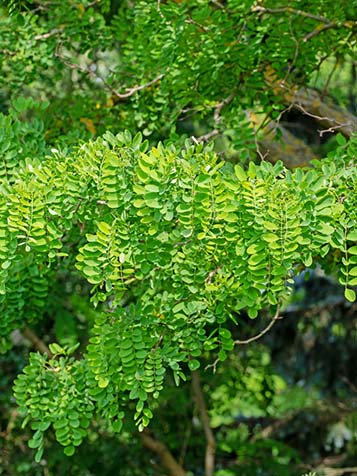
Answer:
[6,130,357,458]
[15,350,94,462]
[1,0,355,147]
[1,0,357,473]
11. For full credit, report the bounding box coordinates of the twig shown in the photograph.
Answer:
[194,129,220,143]
[283,23,300,83]
[157,0,164,18]
[210,0,225,8]
[304,23,339,42]
[205,307,283,373]
[322,56,339,96]
[185,17,210,32]
[234,306,282,345]
[111,74,164,99]
[205,266,221,284]
[2,409,19,440]
[34,28,63,41]
[253,129,269,162]
[341,377,357,393]
[294,102,338,122]
[192,371,216,476]
[0,48,16,56]
[204,357,219,373]
[295,102,353,134]
[55,48,164,100]
[256,8,356,44]
[304,21,357,42]
[140,429,187,476]
[213,90,237,124]
[192,90,237,143]
[251,6,333,24]
[250,414,296,442]
[317,123,351,136]
[245,110,270,161]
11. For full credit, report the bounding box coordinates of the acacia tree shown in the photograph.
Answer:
[1,1,357,475]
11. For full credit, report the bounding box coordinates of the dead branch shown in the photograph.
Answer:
[140,429,187,476]
[192,371,216,476]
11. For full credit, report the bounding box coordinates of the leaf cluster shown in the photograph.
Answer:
[7,131,357,457]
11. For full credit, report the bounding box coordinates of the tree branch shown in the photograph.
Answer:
[234,307,282,345]
[210,0,225,8]
[192,371,216,476]
[22,327,52,357]
[290,89,357,137]
[111,74,164,99]
[192,90,237,143]
[252,6,335,24]
[206,307,283,373]
[140,429,187,476]
[0,48,16,56]
[34,28,64,41]
[316,467,357,476]
[213,90,237,124]
[193,129,219,143]
[303,22,339,42]
[55,48,164,100]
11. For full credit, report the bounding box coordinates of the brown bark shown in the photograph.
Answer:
[140,429,187,476]
[192,371,216,476]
